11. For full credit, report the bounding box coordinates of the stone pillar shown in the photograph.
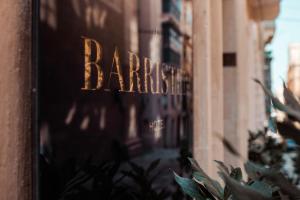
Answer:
[192,0,213,175]
[222,0,240,168]
[210,0,224,177]
[0,0,32,199]
[223,0,249,168]
[235,0,249,166]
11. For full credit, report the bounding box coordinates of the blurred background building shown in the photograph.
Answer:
[264,50,273,116]
[138,0,193,150]
[287,43,300,98]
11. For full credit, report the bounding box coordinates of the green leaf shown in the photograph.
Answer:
[129,161,144,175]
[221,167,242,200]
[249,181,273,198]
[223,185,231,200]
[220,172,273,200]
[198,184,217,200]
[188,157,223,198]
[216,134,241,158]
[146,159,160,175]
[283,81,300,112]
[187,158,224,198]
[214,160,230,175]
[276,121,300,144]
[263,171,300,200]
[173,172,205,200]
[254,79,300,122]
[188,157,201,171]
[244,161,267,180]
[193,172,223,199]
[230,167,243,182]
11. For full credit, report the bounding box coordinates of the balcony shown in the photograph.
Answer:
[248,0,280,21]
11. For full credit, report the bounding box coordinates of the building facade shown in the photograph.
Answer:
[193,0,279,176]
[0,0,280,199]
[288,43,300,98]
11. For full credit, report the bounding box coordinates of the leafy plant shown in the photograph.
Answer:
[173,157,300,200]
[121,159,171,200]
[248,129,286,169]
[58,161,131,200]
[174,79,300,200]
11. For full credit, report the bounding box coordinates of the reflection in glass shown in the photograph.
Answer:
[39,0,193,199]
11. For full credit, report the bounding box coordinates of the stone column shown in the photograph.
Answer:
[222,0,240,168]
[192,0,213,175]
[223,0,250,168]
[210,0,224,177]
[235,0,249,166]
[0,0,32,199]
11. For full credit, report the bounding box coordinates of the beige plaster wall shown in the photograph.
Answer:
[0,0,32,199]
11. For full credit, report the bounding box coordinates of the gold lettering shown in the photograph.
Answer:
[106,47,125,91]
[81,37,103,90]
[161,67,169,94]
[79,37,188,96]
[144,58,153,93]
[128,52,142,92]
[154,62,160,94]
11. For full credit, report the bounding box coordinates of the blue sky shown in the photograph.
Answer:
[268,0,300,92]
